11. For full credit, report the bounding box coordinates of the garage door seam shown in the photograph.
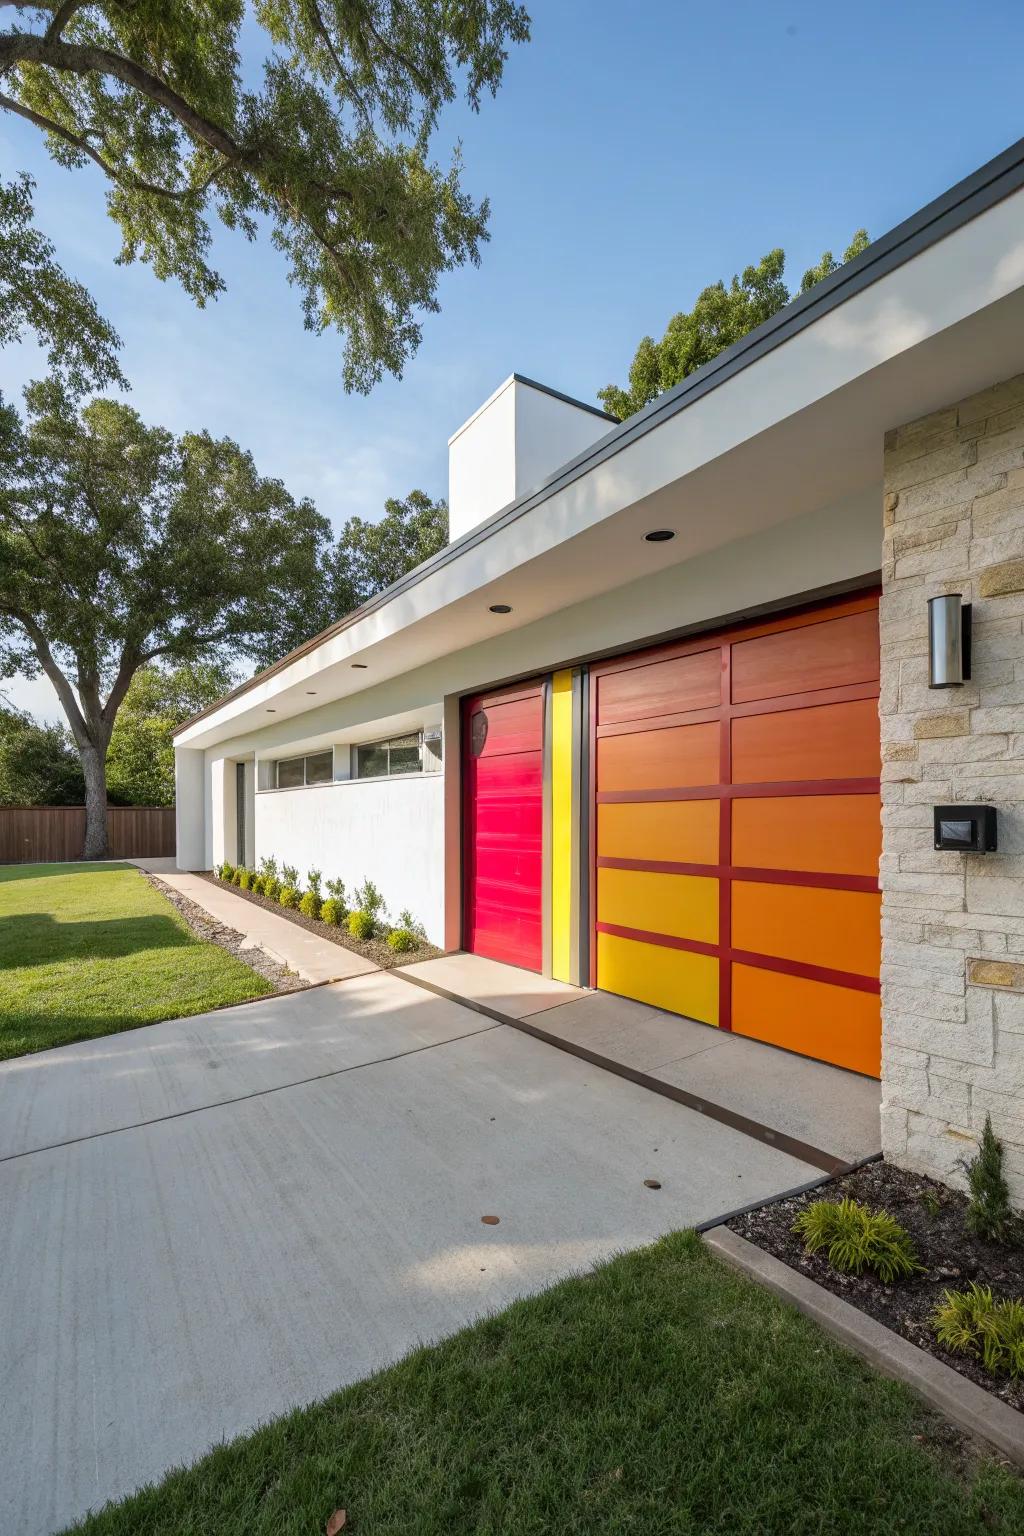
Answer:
[0,1020,503,1167]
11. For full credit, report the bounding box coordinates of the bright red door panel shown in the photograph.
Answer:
[463,686,544,971]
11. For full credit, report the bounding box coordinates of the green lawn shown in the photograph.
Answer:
[62,1232,1023,1536]
[0,862,272,1059]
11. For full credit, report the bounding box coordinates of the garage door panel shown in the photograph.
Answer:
[732,963,881,1077]
[598,867,718,945]
[597,649,721,725]
[731,697,880,784]
[598,722,719,792]
[732,794,881,877]
[732,881,881,979]
[597,800,719,864]
[597,931,718,1025]
[473,695,544,757]
[731,609,880,705]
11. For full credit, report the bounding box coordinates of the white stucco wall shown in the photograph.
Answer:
[253,774,445,942]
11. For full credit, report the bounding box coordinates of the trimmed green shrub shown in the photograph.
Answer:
[263,877,281,903]
[320,898,344,926]
[218,862,235,882]
[232,866,244,885]
[792,1197,920,1283]
[353,879,385,922]
[348,909,375,940]
[397,908,427,940]
[299,890,322,920]
[238,869,253,891]
[258,855,279,882]
[964,1115,1017,1245]
[386,927,417,953]
[933,1283,1024,1377]
[278,885,299,910]
[325,877,346,907]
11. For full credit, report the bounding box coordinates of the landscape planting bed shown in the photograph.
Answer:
[199,872,442,970]
[728,1160,1024,1411]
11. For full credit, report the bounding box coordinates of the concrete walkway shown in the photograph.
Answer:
[159,871,377,984]
[399,955,882,1169]
[0,973,819,1536]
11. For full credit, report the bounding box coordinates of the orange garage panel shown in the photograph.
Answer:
[591,593,881,1076]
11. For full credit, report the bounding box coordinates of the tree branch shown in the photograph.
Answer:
[0,30,244,162]
[15,611,91,742]
[45,1,89,42]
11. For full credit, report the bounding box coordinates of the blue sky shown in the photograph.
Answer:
[4,0,1024,720]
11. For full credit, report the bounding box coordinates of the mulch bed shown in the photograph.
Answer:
[727,1159,1024,1413]
[196,872,442,971]
[145,873,306,994]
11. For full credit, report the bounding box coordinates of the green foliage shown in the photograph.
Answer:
[964,1115,1018,1245]
[798,229,870,293]
[397,907,427,939]
[282,864,300,888]
[299,890,322,920]
[599,230,870,420]
[278,885,299,910]
[262,877,281,903]
[793,1197,920,1283]
[218,863,235,883]
[325,876,347,906]
[258,855,279,881]
[933,1283,1024,1378]
[238,869,253,891]
[0,173,125,393]
[306,869,322,898]
[0,5,530,392]
[0,380,331,855]
[320,897,344,926]
[348,908,375,940]
[0,704,85,805]
[386,926,417,952]
[106,661,234,806]
[333,490,449,611]
[353,878,386,920]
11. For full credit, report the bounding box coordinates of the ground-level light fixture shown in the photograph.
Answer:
[489,603,513,614]
[644,529,676,543]
[928,593,972,687]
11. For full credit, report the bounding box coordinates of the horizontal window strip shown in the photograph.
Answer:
[595,678,880,735]
[594,922,880,994]
[597,777,880,804]
[597,856,878,893]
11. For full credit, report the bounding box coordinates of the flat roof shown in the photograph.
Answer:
[175,133,1024,740]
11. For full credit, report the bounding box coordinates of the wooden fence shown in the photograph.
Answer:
[0,806,176,865]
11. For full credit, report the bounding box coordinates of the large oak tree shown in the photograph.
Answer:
[0,1,529,390]
[0,380,331,856]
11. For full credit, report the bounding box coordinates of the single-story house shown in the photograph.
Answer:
[175,135,1024,1200]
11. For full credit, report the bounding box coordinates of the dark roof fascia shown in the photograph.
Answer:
[174,133,1024,740]
[510,372,620,423]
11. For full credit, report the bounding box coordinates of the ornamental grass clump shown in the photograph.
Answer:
[793,1197,921,1283]
[933,1283,1024,1378]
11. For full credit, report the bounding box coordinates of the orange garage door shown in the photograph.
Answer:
[590,594,881,1076]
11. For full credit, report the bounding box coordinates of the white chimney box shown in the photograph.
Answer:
[447,374,617,543]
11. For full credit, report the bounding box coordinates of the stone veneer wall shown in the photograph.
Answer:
[881,371,1024,1203]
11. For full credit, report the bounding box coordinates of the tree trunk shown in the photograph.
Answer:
[80,743,110,860]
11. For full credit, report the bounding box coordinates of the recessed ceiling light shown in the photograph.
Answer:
[266,708,276,713]
[489,603,513,614]
[351,662,368,669]
[644,529,676,543]
[305,690,317,696]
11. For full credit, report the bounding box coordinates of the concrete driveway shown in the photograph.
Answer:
[1,972,821,1536]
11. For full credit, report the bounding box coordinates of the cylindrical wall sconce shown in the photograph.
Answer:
[928,593,972,688]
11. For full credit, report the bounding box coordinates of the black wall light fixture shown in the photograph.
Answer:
[928,593,971,687]
[934,804,997,853]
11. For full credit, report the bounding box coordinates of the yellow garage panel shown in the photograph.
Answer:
[598,931,719,1026]
[597,799,719,865]
[597,866,718,944]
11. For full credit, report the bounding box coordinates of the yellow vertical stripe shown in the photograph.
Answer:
[551,669,574,982]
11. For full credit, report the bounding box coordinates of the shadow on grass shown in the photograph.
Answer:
[0,913,194,970]
[0,863,134,883]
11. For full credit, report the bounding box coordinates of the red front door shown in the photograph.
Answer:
[463,683,544,971]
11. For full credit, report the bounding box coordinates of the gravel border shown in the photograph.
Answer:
[195,872,442,970]
[144,872,306,994]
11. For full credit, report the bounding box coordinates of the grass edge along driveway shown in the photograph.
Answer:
[62,1231,1024,1535]
[0,862,271,1060]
